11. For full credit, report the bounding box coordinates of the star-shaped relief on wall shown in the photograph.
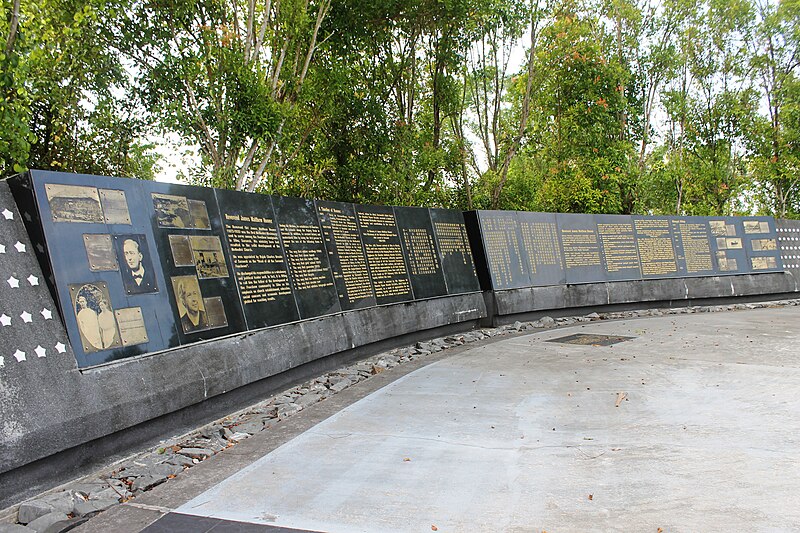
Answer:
[0,356,4,367]
[6,277,18,288]
[0,314,10,326]
[20,311,32,323]
[14,241,26,253]
[13,350,26,362]
[55,342,66,354]
[35,345,47,358]
[27,275,39,286]
[41,308,52,320]
[1,208,12,220]
[0,244,5,254]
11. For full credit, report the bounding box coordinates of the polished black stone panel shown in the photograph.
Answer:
[517,211,566,286]
[471,210,531,290]
[556,213,606,284]
[632,216,679,279]
[740,216,783,273]
[670,217,715,277]
[315,200,376,310]
[355,204,413,305]
[273,196,341,319]
[707,217,750,275]
[22,170,176,367]
[394,206,447,299]
[429,208,480,294]
[776,218,800,272]
[142,181,246,346]
[215,189,300,329]
[595,214,641,281]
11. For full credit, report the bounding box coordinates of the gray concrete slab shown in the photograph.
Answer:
[161,307,800,532]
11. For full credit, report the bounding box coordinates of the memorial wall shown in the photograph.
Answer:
[465,210,784,291]
[7,170,480,368]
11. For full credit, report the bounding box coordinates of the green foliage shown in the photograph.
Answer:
[0,0,158,179]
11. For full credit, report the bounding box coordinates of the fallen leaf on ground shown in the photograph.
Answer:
[615,392,628,407]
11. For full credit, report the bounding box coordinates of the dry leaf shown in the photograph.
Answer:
[615,392,628,407]
[403,457,411,462]
[431,526,438,531]
[588,494,593,500]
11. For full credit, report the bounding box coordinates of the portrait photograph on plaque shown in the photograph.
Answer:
[115,234,159,294]
[84,234,119,271]
[45,183,104,223]
[190,235,229,279]
[69,282,122,352]
[98,189,132,224]
[171,275,210,333]
[152,193,192,228]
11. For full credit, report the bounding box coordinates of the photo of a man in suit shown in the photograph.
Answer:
[117,235,158,294]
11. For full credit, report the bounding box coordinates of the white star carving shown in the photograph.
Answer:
[27,275,38,286]
[0,314,9,326]
[0,356,4,367]
[41,308,52,320]
[1,208,12,220]
[12,350,26,362]
[6,277,19,288]
[55,342,66,354]
[14,241,26,253]
[20,311,32,323]
[36,243,44,253]
[0,244,5,254]
[34,345,47,358]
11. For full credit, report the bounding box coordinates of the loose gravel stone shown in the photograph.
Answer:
[24,512,68,533]
[17,501,54,525]
[177,447,214,459]
[131,475,167,492]
[0,524,31,532]
[72,498,118,517]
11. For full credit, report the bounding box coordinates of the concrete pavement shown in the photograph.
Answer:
[83,306,800,532]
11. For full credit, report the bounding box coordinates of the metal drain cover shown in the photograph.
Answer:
[546,333,635,346]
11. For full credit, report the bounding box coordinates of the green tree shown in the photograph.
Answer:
[746,0,800,217]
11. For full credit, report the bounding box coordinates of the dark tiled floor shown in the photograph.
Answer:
[141,513,322,533]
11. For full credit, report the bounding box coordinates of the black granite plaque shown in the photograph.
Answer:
[776,218,800,273]
[471,211,530,290]
[20,171,176,367]
[633,217,679,279]
[141,181,246,346]
[214,189,300,329]
[355,204,413,304]
[315,200,376,311]
[670,217,715,277]
[741,216,783,273]
[557,213,606,284]
[517,211,566,286]
[595,214,641,281]
[394,207,447,299]
[429,208,480,294]
[273,196,341,319]
[707,217,750,275]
